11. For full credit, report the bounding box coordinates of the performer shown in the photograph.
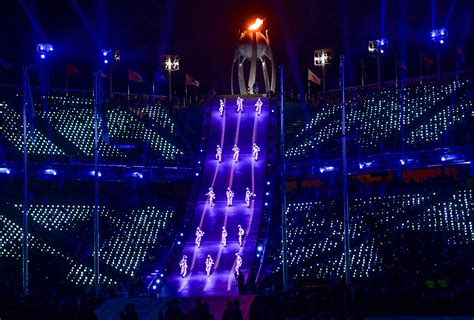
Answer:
[221,225,228,247]
[252,142,260,161]
[236,97,243,113]
[255,98,263,116]
[226,187,234,207]
[205,254,214,277]
[219,99,224,116]
[238,224,245,247]
[179,255,188,278]
[205,187,215,207]
[232,144,240,163]
[245,187,256,208]
[235,253,242,276]
[195,227,204,248]
[216,144,222,163]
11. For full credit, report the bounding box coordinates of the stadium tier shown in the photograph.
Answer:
[0,202,175,290]
[275,184,473,283]
[286,79,473,160]
[0,94,188,165]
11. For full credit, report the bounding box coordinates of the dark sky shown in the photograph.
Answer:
[1,0,473,93]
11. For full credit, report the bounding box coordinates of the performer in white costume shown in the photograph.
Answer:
[226,187,234,207]
[195,227,204,248]
[221,225,228,247]
[179,255,188,278]
[232,144,240,163]
[245,187,256,208]
[219,99,224,116]
[205,187,215,207]
[216,144,222,163]
[238,224,245,247]
[236,97,243,113]
[205,254,214,277]
[255,98,263,116]
[252,142,260,161]
[235,253,242,275]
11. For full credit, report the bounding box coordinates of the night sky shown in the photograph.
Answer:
[1,0,473,94]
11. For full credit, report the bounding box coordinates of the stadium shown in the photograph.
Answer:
[0,1,473,319]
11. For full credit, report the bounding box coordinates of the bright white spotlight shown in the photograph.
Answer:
[44,169,57,176]
[0,167,11,174]
[133,172,143,179]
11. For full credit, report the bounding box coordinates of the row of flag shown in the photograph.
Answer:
[307,48,465,85]
[65,63,200,87]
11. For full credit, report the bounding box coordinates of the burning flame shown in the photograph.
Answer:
[248,18,264,31]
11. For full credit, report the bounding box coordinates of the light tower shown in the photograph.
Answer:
[231,18,276,95]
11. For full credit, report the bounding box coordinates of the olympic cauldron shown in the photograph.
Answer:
[231,18,276,95]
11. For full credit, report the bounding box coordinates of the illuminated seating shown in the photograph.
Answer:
[282,188,474,281]
[0,101,64,156]
[38,96,185,161]
[286,80,471,160]
[2,203,175,287]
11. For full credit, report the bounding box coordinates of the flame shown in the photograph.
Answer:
[248,18,264,31]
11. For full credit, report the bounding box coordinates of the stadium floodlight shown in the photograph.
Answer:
[368,38,388,55]
[161,55,179,102]
[430,28,448,44]
[101,49,111,64]
[113,50,121,63]
[429,28,448,82]
[368,38,387,89]
[37,43,54,60]
[314,48,333,66]
[314,48,333,94]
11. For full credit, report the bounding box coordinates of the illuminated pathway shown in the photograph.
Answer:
[163,97,269,296]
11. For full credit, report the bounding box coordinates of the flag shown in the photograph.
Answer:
[422,53,434,67]
[154,71,168,84]
[185,74,200,87]
[308,69,321,85]
[128,69,144,83]
[66,63,80,76]
[99,69,108,79]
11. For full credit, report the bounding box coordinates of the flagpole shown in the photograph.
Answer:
[185,83,188,107]
[22,66,29,297]
[419,49,423,85]
[307,81,310,104]
[127,81,130,102]
[109,65,113,99]
[168,68,172,103]
[66,75,69,97]
[93,72,100,298]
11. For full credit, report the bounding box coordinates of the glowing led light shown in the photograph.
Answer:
[0,167,11,174]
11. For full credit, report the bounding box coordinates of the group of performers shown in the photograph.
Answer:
[205,186,256,208]
[218,97,263,116]
[215,143,260,163]
[195,224,245,249]
[179,252,243,278]
[178,97,265,280]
